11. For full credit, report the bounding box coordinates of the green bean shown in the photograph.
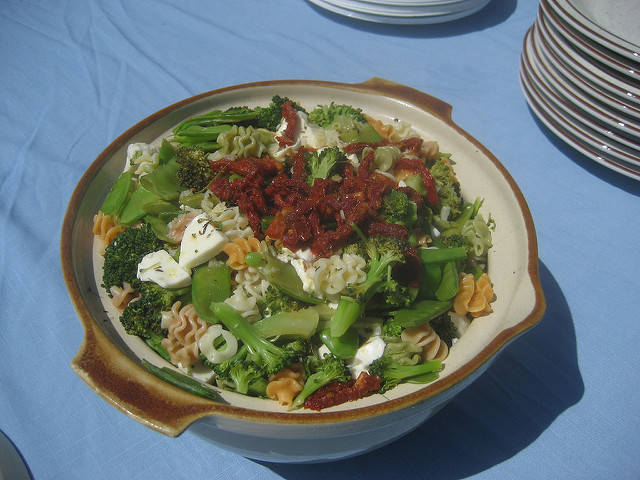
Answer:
[118,184,160,226]
[392,299,453,327]
[417,246,467,265]
[139,159,182,201]
[435,261,460,301]
[191,263,231,323]
[158,139,176,165]
[417,263,442,300]
[141,360,221,402]
[100,171,132,216]
[320,327,359,359]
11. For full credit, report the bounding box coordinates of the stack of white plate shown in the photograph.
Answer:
[307,0,492,25]
[519,0,640,180]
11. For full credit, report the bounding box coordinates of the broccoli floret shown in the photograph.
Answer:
[101,224,164,294]
[330,236,410,337]
[308,102,366,127]
[304,146,348,185]
[253,95,307,132]
[259,285,309,317]
[289,354,351,410]
[368,354,442,393]
[307,102,381,143]
[175,146,215,192]
[429,313,459,348]
[440,233,470,250]
[119,281,178,339]
[211,302,306,375]
[430,159,462,220]
[380,189,418,227]
[382,318,403,338]
[202,345,267,396]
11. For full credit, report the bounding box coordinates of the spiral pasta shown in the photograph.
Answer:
[225,286,261,321]
[234,266,269,302]
[363,114,415,142]
[266,364,305,407]
[401,322,449,361]
[222,237,262,270]
[216,125,271,158]
[309,253,367,298]
[203,201,253,240]
[109,282,138,309]
[453,273,494,317]
[461,214,493,258]
[125,142,159,176]
[92,211,125,255]
[160,301,209,368]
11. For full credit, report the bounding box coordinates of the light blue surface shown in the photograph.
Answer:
[1,1,639,478]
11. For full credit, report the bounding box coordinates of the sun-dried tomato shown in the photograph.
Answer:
[304,372,382,411]
[395,157,439,206]
[276,101,298,147]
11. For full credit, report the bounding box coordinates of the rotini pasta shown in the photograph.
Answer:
[225,286,260,321]
[203,201,253,240]
[125,142,160,176]
[308,253,367,298]
[453,273,494,317]
[266,364,305,407]
[461,214,493,258]
[109,282,138,309]
[363,114,415,142]
[160,301,209,368]
[92,211,125,255]
[223,237,262,270]
[401,323,449,361]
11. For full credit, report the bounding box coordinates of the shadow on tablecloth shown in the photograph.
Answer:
[261,260,583,479]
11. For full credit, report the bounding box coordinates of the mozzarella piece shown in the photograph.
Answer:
[348,336,386,378]
[137,250,191,289]
[178,213,228,270]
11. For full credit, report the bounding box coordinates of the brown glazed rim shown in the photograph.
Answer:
[61,78,546,436]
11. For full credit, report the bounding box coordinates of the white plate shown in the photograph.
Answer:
[546,0,640,62]
[540,0,640,82]
[534,13,640,107]
[524,29,640,160]
[307,0,490,24]
[530,15,640,122]
[530,14,640,136]
[520,34,640,180]
[324,0,487,16]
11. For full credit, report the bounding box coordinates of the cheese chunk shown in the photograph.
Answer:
[178,213,228,270]
[137,250,191,289]
[348,336,386,378]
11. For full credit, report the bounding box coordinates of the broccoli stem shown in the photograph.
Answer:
[252,308,319,339]
[211,302,286,374]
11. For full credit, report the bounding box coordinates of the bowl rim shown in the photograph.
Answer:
[61,77,546,436]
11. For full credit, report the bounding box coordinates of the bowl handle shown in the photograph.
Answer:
[357,77,454,121]
[71,318,220,437]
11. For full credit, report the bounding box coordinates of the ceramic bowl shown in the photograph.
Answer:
[61,78,545,463]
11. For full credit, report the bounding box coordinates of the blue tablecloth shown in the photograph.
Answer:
[2,1,639,478]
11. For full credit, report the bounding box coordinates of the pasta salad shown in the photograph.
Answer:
[94,96,495,410]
